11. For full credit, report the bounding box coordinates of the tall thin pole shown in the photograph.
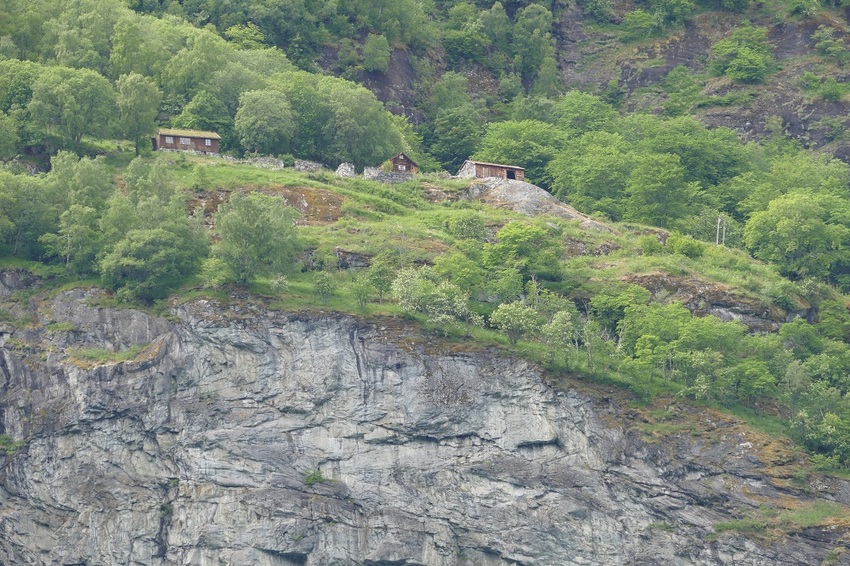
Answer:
[716,216,721,245]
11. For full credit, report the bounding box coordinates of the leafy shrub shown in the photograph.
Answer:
[800,71,821,90]
[350,273,374,310]
[100,228,205,303]
[812,117,848,142]
[762,280,802,312]
[818,77,845,102]
[489,301,540,345]
[667,233,705,258]
[447,210,487,241]
[709,25,774,83]
[621,10,660,42]
[0,434,24,453]
[362,34,391,72]
[790,0,820,16]
[724,47,771,83]
[314,271,336,304]
[810,453,841,471]
[637,234,664,255]
[304,469,326,486]
[651,0,696,25]
[579,0,616,22]
[213,193,301,285]
[813,26,846,60]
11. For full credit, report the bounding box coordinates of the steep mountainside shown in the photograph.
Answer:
[349,7,850,160]
[1,285,848,565]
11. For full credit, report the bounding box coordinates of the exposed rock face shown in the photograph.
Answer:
[335,162,356,178]
[0,290,847,565]
[463,178,615,233]
[0,269,38,296]
[623,273,787,333]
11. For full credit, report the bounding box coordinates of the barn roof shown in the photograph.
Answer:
[157,128,221,139]
[467,160,524,170]
[391,152,418,167]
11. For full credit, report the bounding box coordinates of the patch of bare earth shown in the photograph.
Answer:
[260,186,346,225]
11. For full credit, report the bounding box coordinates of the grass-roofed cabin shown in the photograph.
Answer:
[456,160,524,181]
[152,128,221,154]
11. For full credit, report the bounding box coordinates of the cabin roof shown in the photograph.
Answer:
[157,128,221,140]
[391,152,418,166]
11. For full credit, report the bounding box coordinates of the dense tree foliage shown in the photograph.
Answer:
[234,90,295,156]
[116,73,162,155]
[28,66,116,151]
[212,193,301,285]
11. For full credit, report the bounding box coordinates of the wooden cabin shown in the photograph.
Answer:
[456,160,524,181]
[152,128,221,153]
[389,152,419,174]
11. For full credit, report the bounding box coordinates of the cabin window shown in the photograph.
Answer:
[179,137,191,145]
[164,136,173,144]
[205,139,212,146]
[398,164,406,171]
[506,170,516,180]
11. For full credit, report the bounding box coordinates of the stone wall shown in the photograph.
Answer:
[363,166,414,184]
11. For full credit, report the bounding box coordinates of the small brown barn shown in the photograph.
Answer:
[152,128,221,153]
[389,152,419,174]
[456,160,524,181]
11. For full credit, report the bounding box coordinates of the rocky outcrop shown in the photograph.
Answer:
[294,160,327,173]
[0,269,38,296]
[335,162,356,178]
[463,178,615,233]
[0,290,848,565]
[623,273,788,333]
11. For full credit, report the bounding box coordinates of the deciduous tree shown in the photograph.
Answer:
[116,73,162,155]
[213,193,301,285]
[234,89,295,155]
[28,66,116,151]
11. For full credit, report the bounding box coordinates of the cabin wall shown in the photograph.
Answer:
[474,164,524,181]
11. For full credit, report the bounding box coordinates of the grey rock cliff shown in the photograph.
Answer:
[0,290,847,565]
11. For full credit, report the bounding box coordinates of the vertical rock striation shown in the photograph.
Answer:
[0,291,847,565]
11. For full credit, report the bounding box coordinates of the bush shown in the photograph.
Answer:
[314,271,336,304]
[637,234,664,255]
[213,193,301,285]
[651,0,695,25]
[362,34,391,72]
[100,228,205,302]
[447,210,487,241]
[813,26,846,60]
[724,47,771,83]
[709,25,774,83]
[800,71,820,91]
[304,469,326,486]
[490,301,540,345]
[818,77,845,102]
[621,10,660,42]
[667,232,706,258]
[580,0,616,22]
